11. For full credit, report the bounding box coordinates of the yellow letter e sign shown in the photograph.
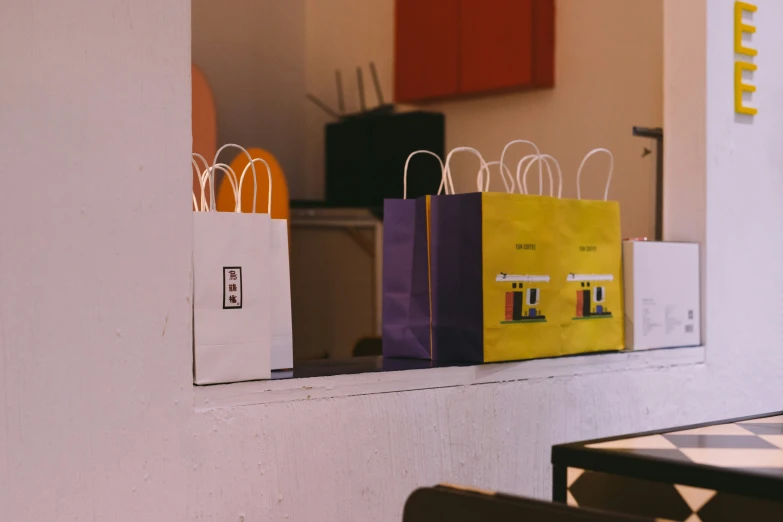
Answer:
[734,2,757,116]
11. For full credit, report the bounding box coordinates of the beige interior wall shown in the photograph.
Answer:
[305,0,663,239]
[303,0,396,200]
[290,228,375,359]
[192,0,307,196]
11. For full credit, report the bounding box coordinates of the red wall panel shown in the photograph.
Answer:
[459,0,534,94]
[532,0,555,87]
[394,0,554,102]
[394,0,460,102]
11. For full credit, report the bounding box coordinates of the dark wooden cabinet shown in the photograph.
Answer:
[395,0,554,103]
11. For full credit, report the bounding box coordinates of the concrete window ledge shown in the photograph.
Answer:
[193,346,706,410]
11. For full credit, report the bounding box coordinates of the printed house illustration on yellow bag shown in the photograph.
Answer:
[557,148,624,355]
[567,273,614,320]
[496,274,550,323]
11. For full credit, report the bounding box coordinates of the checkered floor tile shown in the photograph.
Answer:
[585,415,783,475]
[568,467,783,521]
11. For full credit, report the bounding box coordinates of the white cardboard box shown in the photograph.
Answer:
[623,241,700,350]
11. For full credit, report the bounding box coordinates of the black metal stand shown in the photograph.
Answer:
[632,126,663,240]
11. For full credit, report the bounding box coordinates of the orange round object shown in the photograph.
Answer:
[192,64,218,209]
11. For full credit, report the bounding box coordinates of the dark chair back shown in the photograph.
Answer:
[352,336,382,357]
[403,485,654,522]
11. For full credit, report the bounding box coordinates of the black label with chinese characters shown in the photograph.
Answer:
[223,266,243,310]
[579,246,598,252]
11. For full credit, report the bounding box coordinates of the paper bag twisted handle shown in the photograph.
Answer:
[520,154,562,198]
[477,161,515,193]
[441,147,488,194]
[577,148,614,201]
[239,158,273,213]
[212,144,257,211]
[403,150,447,199]
[498,140,541,195]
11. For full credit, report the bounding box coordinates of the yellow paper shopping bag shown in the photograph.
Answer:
[558,149,624,354]
[481,192,562,362]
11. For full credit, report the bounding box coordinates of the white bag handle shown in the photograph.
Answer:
[478,160,513,193]
[403,150,448,199]
[576,148,614,201]
[210,163,239,208]
[521,154,562,198]
[198,163,239,212]
[239,158,274,213]
[442,147,489,194]
[196,167,213,213]
[542,154,563,199]
[193,146,268,213]
[192,153,211,211]
[477,161,515,193]
[215,163,239,201]
[499,140,541,195]
[521,156,555,197]
[212,144,257,212]
[515,154,563,198]
[192,158,204,211]
[514,154,537,195]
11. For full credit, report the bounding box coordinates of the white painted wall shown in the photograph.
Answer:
[663,0,708,339]
[3,1,783,522]
[0,0,193,519]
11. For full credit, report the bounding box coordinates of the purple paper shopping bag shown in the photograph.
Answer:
[429,192,484,362]
[382,151,446,359]
[427,146,489,363]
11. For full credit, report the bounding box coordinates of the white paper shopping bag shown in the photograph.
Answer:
[239,158,294,371]
[270,219,293,370]
[192,146,271,384]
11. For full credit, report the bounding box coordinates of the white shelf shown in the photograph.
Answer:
[193,346,706,410]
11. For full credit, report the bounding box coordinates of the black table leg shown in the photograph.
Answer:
[553,464,567,503]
